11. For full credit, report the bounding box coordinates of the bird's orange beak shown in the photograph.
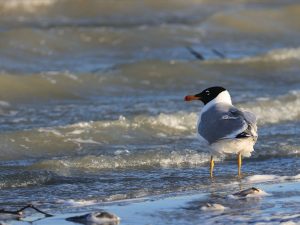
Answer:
[184,95,201,101]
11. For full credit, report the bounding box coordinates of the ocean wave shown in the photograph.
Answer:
[1,55,299,103]
[0,72,103,101]
[0,91,300,160]
[0,0,212,28]
[0,100,15,116]
[203,4,300,35]
[241,90,300,124]
[56,199,97,207]
[217,48,300,64]
[0,62,210,101]
[263,48,300,61]
[30,150,212,170]
[246,174,300,183]
[0,0,56,12]
[0,111,196,160]
[0,170,54,189]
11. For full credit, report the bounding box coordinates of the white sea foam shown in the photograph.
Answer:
[55,112,196,139]
[57,199,97,207]
[201,203,227,211]
[68,138,101,145]
[104,194,128,202]
[210,47,300,66]
[0,91,299,161]
[12,117,27,123]
[114,149,130,156]
[240,90,300,125]
[263,48,300,61]
[67,130,85,135]
[55,91,300,137]
[31,150,214,170]
[238,48,300,63]
[38,128,63,136]
[0,101,10,108]
[0,171,52,189]
[0,100,12,116]
[69,122,93,128]
[0,0,57,12]
[246,174,300,183]
[42,71,79,84]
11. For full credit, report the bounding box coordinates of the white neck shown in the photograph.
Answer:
[201,90,232,113]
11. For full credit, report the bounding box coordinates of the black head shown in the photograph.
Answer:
[185,86,227,104]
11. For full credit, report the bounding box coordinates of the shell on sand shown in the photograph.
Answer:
[66,211,120,224]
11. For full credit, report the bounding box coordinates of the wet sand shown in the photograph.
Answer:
[4,174,300,225]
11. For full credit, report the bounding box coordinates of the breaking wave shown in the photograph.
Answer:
[0,91,300,161]
[30,150,212,171]
[241,90,300,124]
[203,4,300,35]
[217,47,300,64]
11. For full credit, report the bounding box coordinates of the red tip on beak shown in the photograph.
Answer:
[185,95,192,101]
[184,95,200,101]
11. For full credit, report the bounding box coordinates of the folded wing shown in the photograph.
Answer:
[198,103,257,144]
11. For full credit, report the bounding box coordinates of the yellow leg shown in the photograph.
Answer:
[238,152,242,177]
[210,156,214,178]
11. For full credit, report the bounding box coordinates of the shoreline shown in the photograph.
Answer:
[5,175,300,225]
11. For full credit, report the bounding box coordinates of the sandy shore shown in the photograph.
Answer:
[3,174,300,225]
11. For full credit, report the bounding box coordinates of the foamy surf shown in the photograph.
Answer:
[56,199,97,207]
[240,90,300,125]
[30,150,213,171]
[217,47,300,64]
[246,174,300,183]
[201,203,227,212]
[0,90,300,160]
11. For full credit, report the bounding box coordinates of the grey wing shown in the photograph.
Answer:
[198,105,253,144]
[240,111,258,138]
[243,111,256,125]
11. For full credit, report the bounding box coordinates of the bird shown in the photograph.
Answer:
[185,86,257,177]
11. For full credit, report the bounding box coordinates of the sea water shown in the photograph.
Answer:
[0,0,300,224]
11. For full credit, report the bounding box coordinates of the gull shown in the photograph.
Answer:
[185,86,257,177]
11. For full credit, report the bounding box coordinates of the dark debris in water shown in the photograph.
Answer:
[233,187,261,197]
[0,204,53,218]
[186,46,227,60]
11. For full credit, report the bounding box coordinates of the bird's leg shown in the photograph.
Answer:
[238,152,242,177]
[210,155,214,178]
